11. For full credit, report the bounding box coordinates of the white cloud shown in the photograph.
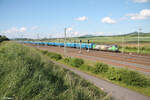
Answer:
[67,27,72,32]
[2,27,27,34]
[67,31,79,37]
[75,16,88,21]
[133,0,150,3]
[127,9,150,20]
[20,27,27,32]
[74,32,79,35]
[101,17,116,24]
[31,26,39,30]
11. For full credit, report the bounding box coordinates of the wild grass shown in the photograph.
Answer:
[41,50,150,97]
[0,42,110,100]
[119,46,150,54]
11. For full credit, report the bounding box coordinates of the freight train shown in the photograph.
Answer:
[22,41,119,52]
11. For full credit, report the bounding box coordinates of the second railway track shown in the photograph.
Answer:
[26,44,150,75]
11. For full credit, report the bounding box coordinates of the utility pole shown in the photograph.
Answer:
[87,40,90,52]
[70,31,72,43]
[122,37,124,54]
[79,40,82,53]
[37,33,39,47]
[49,34,51,41]
[64,28,67,56]
[59,35,60,48]
[37,33,39,40]
[137,28,142,54]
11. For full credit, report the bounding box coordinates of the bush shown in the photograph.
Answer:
[0,35,9,42]
[41,51,62,61]
[41,50,48,55]
[106,67,122,81]
[64,57,71,63]
[71,58,84,68]
[106,67,150,87]
[93,63,109,74]
[120,70,150,87]
[50,53,62,60]
[80,64,93,71]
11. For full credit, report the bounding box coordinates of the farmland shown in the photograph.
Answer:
[38,32,150,54]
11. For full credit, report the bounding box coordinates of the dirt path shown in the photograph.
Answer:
[53,61,150,100]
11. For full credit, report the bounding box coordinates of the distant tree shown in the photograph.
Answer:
[0,35,9,42]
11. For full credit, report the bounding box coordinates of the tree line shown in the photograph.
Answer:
[0,35,9,42]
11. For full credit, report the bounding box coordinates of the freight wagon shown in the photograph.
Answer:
[22,41,118,52]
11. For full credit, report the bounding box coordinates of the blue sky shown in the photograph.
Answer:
[0,0,150,38]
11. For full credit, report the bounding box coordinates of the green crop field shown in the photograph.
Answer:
[0,42,110,100]
[39,32,150,54]
[18,32,150,54]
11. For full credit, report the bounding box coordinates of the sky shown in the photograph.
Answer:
[0,0,150,38]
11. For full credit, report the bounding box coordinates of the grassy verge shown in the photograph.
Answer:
[40,50,150,97]
[0,42,110,100]
[119,46,150,54]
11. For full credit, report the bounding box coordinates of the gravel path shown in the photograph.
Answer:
[54,61,150,100]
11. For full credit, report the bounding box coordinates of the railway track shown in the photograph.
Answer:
[26,44,150,75]
[81,51,150,66]
[94,51,150,62]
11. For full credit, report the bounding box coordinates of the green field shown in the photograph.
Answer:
[40,32,150,44]
[0,42,109,100]
[41,32,150,54]
[17,32,150,54]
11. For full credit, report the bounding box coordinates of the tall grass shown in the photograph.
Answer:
[53,56,150,96]
[0,42,109,100]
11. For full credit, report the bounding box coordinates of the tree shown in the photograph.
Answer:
[0,35,9,42]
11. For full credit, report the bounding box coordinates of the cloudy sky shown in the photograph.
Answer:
[0,0,150,38]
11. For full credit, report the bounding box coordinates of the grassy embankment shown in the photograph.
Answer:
[40,50,150,97]
[0,42,110,100]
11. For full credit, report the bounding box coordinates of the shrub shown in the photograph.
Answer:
[120,70,150,87]
[93,63,109,74]
[41,50,62,61]
[106,67,150,87]
[41,50,48,55]
[43,52,62,61]
[106,67,122,81]
[50,53,62,61]
[64,57,71,63]
[0,35,9,42]
[80,64,93,71]
[71,58,84,68]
